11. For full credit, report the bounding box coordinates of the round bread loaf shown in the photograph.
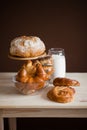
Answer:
[10,36,46,57]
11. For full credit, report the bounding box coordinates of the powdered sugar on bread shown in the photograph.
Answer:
[10,36,46,57]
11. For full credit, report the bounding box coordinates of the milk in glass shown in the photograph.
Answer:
[48,48,66,79]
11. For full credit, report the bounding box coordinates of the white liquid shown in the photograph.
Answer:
[52,54,66,78]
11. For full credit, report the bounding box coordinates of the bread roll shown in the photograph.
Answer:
[53,77,80,86]
[47,86,75,103]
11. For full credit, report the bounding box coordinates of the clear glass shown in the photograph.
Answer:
[48,48,66,79]
[13,76,49,95]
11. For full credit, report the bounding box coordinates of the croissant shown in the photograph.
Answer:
[15,60,49,94]
[39,56,54,79]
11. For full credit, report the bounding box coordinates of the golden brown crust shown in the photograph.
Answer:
[15,60,49,94]
[10,36,46,57]
[39,56,54,79]
[47,86,75,103]
[16,60,49,82]
[53,77,80,87]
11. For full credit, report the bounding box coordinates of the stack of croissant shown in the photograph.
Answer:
[15,58,53,94]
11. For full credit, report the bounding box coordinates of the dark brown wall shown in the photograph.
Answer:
[1,1,87,130]
[0,0,87,72]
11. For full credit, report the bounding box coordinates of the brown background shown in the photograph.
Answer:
[0,0,87,72]
[0,0,87,130]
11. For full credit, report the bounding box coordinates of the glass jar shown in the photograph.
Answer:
[48,48,66,79]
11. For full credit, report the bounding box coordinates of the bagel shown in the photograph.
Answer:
[47,86,75,103]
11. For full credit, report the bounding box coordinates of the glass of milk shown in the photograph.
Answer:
[48,48,66,79]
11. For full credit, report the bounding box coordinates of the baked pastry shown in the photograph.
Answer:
[53,77,80,86]
[15,78,46,95]
[39,55,54,79]
[16,60,49,83]
[47,77,80,103]
[47,86,75,103]
[10,36,46,57]
[15,60,49,94]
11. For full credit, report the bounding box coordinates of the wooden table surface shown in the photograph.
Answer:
[0,73,87,111]
[0,72,87,130]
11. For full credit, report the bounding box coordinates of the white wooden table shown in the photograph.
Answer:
[0,72,87,130]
